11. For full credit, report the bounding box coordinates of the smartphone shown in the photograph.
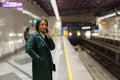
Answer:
[46,28,48,33]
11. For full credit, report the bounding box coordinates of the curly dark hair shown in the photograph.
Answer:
[35,18,48,32]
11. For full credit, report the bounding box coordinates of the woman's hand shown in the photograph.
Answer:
[45,28,50,38]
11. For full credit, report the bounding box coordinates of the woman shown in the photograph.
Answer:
[26,18,55,80]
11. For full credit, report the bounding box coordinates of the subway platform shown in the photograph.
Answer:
[0,36,93,80]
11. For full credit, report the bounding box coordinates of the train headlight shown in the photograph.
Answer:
[69,32,72,36]
[85,31,91,39]
[77,31,81,36]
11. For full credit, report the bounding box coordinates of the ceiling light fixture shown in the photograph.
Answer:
[98,13,116,20]
[50,0,60,21]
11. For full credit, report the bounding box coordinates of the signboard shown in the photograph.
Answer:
[82,26,91,30]
[29,19,37,24]
[0,2,23,8]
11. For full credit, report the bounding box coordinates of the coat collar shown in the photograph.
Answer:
[35,31,48,49]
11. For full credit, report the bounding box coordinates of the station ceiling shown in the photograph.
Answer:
[34,0,120,17]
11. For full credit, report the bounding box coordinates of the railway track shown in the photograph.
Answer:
[79,38,120,80]
[75,46,117,80]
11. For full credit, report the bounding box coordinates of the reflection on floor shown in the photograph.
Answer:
[0,37,93,80]
[0,50,32,80]
[0,72,22,80]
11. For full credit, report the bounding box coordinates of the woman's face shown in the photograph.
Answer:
[39,20,47,33]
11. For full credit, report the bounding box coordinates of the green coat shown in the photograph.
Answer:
[26,31,55,80]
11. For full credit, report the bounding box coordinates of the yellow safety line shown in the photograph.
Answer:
[62,37,73,80]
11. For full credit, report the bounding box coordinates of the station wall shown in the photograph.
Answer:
[98,16,120,40]
[0,0,49,57]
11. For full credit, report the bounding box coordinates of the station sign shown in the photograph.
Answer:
[0,2,23,8]
[98,21,118,25]
[29,19,37,24]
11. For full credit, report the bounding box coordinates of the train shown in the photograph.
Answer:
[63,23,99,45]
[67,24,81,45]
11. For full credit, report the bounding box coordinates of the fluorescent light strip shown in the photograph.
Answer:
[50,0,60,20]
[98,13,116,20]
[16,8,41,19]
